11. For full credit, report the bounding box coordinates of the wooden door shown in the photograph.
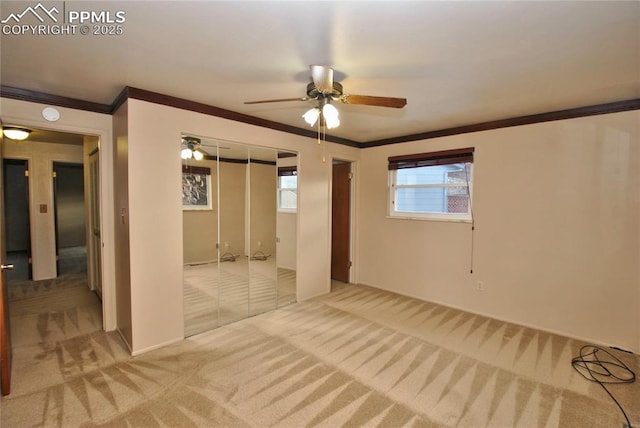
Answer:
[0,138,14,395]
[89,150,102,297]
[331,162,351,283]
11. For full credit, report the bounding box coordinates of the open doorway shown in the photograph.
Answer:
[52,162,87,276]
[331,160,353,284]
[1,127,103,298]
[0,123,114,387]
[1,128,106,395]
[2,159,32,281]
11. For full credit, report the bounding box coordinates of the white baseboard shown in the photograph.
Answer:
[130,336,184,356]
[115,328,133,354]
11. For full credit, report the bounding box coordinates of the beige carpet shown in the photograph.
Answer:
[2,281,638,427]
[183,258,297,337]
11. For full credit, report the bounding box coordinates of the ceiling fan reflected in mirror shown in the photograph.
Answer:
[181,136,208,160]
[244,65,407,129]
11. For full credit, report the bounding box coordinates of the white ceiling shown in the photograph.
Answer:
[1,1,638,143]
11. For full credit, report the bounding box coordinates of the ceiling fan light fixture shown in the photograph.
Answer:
[322,103,340,129]
[322,103,338,119]
[181,148,193,159]
[325,116,340,129]
[302,107,320,126]
[247,65,405,139]
[192,149,204,161]
[3,127,31,141]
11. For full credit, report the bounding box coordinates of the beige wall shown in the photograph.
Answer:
[219,161,246,257]
[357,110,640,353]
[277,212,297,270]
[120,98,359,354]
[249,162,277,257]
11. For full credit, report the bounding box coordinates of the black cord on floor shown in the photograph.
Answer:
[250,251,271,261]
[571,345,636,427]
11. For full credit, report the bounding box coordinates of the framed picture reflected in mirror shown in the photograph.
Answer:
[182,165,212,210]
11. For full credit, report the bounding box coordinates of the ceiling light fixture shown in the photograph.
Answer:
[301,98,340,163]
[181,147,205,160]
[246,65,406,163]
[302,107,320,126]
[3,127,31,141]
[181,137,205,160]
[322,103,340,129]
[192,149,204,161]
[302,98,340,163]
[301,100,340,130]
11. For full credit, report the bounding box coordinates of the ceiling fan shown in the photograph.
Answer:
[181,136,207,160]
[244,65,407,129]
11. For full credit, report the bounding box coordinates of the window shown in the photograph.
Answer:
[278,166,297,212]
[388,148,474,221]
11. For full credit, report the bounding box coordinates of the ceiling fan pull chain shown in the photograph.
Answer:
[322,125,327,163]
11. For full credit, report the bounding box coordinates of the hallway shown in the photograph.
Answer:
[5,261,129,398]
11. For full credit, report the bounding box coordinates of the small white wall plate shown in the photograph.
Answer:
[42,107,60,122]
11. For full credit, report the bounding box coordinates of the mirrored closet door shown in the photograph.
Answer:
[182,134,297,337]
[182,140,219,337]
[247,147,278,317]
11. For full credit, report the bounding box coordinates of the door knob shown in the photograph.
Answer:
[1,264,14,271]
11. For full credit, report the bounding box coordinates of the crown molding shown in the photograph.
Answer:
[118,86,361,147]
[0,85,112,115]
[3,85,638,149]
[361,98,640,148]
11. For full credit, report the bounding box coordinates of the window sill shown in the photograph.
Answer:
[386,215,472,223]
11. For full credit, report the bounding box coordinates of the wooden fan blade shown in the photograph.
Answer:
[310,65,334,93]
[244,97,308,104]
[341,94,407,108]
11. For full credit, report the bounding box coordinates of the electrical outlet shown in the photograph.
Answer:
[224,242,229,248]
[257,241,262,247]
[477,281,485,291]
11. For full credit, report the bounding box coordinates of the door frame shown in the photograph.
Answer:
[330,157,358,285]
[0,111,115,333]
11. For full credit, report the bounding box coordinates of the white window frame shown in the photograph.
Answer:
[277,174,297,213]
[388,163,473,222]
